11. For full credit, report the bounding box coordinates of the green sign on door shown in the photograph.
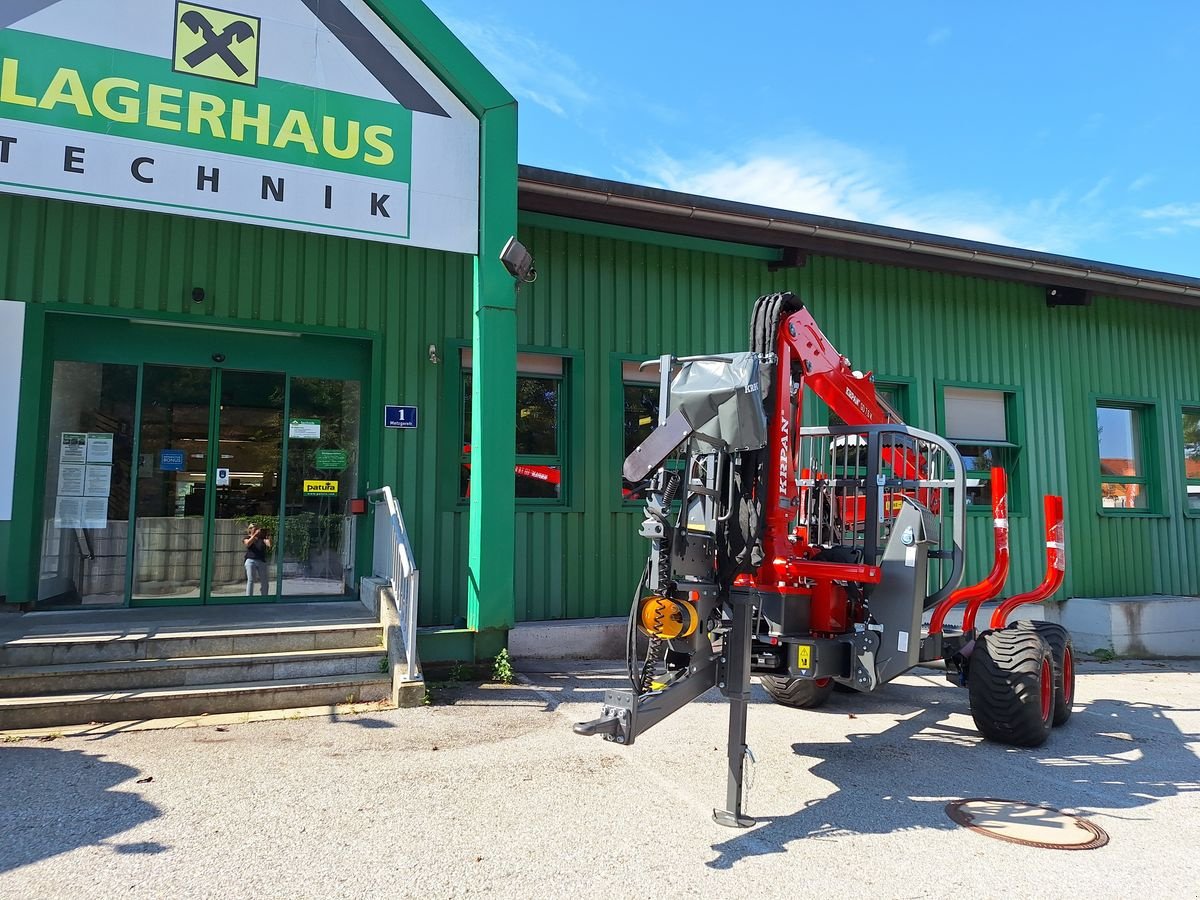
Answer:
[314,449,348,471]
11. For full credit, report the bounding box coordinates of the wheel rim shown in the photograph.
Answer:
[1062,646,1074,705]
[1039,657,1053,723]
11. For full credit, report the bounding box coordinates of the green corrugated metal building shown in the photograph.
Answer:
[4,1,1200,663]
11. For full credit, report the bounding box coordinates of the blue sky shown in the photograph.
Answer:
[426,1,1200,278]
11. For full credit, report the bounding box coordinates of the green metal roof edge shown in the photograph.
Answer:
[367,0,516,115]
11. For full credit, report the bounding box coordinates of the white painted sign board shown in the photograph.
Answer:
[0,0,479,252]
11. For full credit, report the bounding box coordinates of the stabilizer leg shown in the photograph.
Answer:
[713,590,754,828]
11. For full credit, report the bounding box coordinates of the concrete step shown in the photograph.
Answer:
[0,647,386,697]
[0,673,391,730]
[0,622,383,667]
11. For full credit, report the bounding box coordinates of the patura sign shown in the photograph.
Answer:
[0,0,480,252]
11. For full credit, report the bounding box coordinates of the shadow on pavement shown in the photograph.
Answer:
[0,746,164,873]
[707,688,1200,869]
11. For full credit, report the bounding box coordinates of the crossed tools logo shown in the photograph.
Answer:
[172,2,261,86]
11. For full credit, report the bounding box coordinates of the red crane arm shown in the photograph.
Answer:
[777,307,895,428]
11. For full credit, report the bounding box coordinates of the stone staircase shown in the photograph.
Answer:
[0,602,391,731]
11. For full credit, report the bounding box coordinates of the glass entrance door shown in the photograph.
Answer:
[35,315,367,608]
[131,366,287,603]
[208,371,286,599]
[132,366,213,601]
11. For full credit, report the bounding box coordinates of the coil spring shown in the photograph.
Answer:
[656,471,681,592]
[638,471,681,694]
[638,636,664,694]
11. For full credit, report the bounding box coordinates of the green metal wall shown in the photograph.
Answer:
[512,220,1200,621]
[5,194,1197,625]
[0,194,473,625]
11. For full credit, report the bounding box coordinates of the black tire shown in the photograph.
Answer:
[760,675,835,709]
[968,628,1055,747]
[1011,621,1075,727]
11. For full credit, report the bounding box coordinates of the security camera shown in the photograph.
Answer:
[212,353,226,363]
[428,343,440,364]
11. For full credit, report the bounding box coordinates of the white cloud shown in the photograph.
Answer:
[927,27,952,46]
[1128,173,1156,192]
[634,138,1103,255]
[1140,203,1200,228]
[437,16,594,117]
[1081,176,1112,204]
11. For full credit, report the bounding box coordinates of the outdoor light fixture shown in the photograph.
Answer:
[1045,285,1091,308]
[428,343,440,364]
[500,236,537,284]
[192,287,206,303]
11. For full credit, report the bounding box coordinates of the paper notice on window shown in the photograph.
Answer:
[82,496,108,530]
[84,464,112,498]
[54,496,84,529]
[57,463,85,496]
[289,418,321,439]
[86,433,114,464]
[60,432,87,464]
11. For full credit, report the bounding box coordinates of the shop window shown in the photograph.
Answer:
[1097,402,1155,511]
[1183,407,1200,513]
[621,360,663,502]
[460,351,566,503]
[38,361,137,607]
[940,386,1022,511]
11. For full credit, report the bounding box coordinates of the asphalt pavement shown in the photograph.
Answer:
[1,658,1197,898]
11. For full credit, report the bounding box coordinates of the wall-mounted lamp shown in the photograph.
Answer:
[1045,285,1091,308]
[191,287,206,303]
[428,343,440,364]
[500,236,537,285]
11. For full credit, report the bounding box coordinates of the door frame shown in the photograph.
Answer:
[23,310,374,607]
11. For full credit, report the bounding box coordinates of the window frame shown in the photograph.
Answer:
[452,342,582,511]
[934,380,1026,516]
[1180,402,1200,518]
[1092,395,1162,517]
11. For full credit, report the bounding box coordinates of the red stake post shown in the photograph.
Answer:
[988,495,1066,630]
[928,467,1009,636]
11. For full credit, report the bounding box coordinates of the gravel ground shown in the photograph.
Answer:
[1,658,1197,899]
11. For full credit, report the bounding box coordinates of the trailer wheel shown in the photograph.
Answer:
[760,675,835,709]
[1011,621,1075,727]
[968,628,1055,747]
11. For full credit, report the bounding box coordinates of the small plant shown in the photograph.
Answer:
[2,735,23,743]
[421,687,435,706]
[447,661,470,682]
[378,656,390,674]
[492,649,516,685]
[1092,647,1117,662]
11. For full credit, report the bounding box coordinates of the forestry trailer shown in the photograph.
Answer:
[574,291,1073,827]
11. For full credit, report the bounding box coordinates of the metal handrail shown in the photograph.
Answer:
[366,486,420,681]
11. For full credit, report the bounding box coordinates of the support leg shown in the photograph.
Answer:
[713,591,754,828]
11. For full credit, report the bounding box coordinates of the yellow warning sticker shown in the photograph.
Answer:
[797,644,812,670]
[303,480,339,495]
[173,2,261,86]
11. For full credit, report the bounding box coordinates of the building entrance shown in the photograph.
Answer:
[34,315,368,608]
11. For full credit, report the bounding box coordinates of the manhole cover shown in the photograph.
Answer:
[945,799,1109,850]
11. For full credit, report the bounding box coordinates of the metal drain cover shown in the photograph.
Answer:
[945,799,1109,850]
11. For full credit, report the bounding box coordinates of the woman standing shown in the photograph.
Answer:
[243,524,273,596]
